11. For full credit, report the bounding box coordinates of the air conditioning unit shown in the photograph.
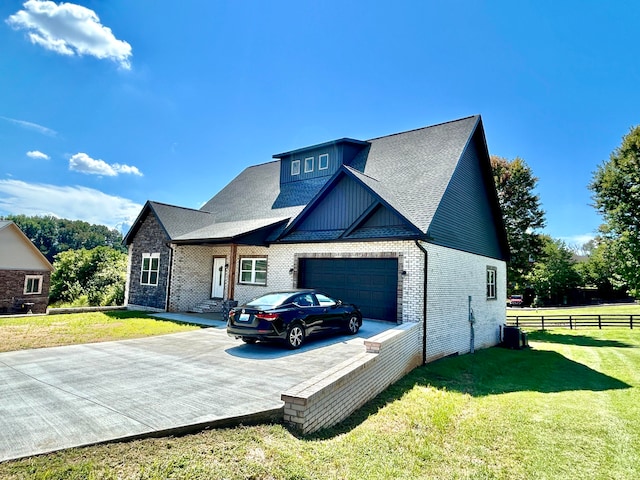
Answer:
[502,326,526,349]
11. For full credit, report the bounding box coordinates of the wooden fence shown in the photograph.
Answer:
[507,314,640,330]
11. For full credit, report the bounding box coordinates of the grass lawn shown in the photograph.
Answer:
[1,328,639,479]
[0,311,199,352]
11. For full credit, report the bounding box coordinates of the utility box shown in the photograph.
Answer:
[502,326,523,349]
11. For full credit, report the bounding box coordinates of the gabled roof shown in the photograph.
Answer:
[359,115,480,233]
[0,221,53,271]
[124,115,507,259]
[275,166,422,242]
[123,201,213,245]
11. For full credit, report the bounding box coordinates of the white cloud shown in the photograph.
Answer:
[26,150,50,160]
[0,179,142,230]
[0,115,57,136]
[113,163,143,176]
[6,0,132,70]
[69,152,143,177]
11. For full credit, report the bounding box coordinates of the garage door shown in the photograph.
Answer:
[298,258,398,321]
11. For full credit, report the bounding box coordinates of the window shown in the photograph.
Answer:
[24,275,43,295]
[239,257,267,285]
[318,153,329,170]
[304,156,314,173]
[291,159,300,176]
[316,293,336,307]
[486,267,497,299]
[141,253,160,286]
[293,293,316,307]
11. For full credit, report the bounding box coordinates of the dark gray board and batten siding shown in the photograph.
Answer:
[426,128,508,261]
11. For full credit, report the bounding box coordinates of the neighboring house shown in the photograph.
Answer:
[0,221,53,314]
[124,115,508,361]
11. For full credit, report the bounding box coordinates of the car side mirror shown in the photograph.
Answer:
[336,300,343,306]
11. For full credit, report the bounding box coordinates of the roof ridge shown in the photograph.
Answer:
[366,115,479,142]
[343,165,379,182]
[243,159,280,169]
[149,200,210,214]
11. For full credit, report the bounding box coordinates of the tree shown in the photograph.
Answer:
[49,247,127,306]
[575,237,628,300]
[529,236,581,305]
[491,156,546,293]
[589,125,640,297]
[1,215,125,262]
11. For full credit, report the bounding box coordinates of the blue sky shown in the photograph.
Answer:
[1,1,638,246]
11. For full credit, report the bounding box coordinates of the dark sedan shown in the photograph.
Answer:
[227,289,362,349]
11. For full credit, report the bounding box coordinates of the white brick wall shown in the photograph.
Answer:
[422,242,506,362]
[281,322,423,434]
[168,245,231,312]
[167,240,506,361]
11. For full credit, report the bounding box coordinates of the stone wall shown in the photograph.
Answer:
[126,212,171,310]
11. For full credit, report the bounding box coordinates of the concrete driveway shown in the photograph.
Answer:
[0,317,392,462]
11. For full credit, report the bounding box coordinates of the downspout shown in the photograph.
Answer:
[468,295,475,354]
[414,240,428,365]
[165,243,174,312]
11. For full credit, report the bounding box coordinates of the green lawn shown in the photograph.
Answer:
[1,328,638,479]
[0,310,199,352]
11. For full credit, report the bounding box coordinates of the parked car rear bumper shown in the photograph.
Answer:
[226,324,285,342]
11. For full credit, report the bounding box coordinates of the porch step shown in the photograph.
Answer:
[189,300,222,314]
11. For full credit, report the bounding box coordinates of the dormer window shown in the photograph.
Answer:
[319,153,329,170]
[304,156,314,173]
[291,160,300,176]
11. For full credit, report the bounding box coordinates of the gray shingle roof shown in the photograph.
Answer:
[127,115,482,245]
[148,202,213,239]
[360,115,479,233]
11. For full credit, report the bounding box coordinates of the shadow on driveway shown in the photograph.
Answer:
[226,319,393,359]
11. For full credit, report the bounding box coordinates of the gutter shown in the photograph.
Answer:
[165,243,174,312]
[414,240,428,365]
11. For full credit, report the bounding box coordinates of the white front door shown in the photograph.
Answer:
[211,257,225,298]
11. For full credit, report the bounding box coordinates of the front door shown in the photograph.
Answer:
[211,257,226,298]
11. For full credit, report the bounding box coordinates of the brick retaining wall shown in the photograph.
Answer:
[281,321,423,434]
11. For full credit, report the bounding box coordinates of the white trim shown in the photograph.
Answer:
[318,153,329,170]
[239,257,267,285]
[304,156,314,173]
[141,252,160,286]
[24,275,43,295]
[291,159,301,176]
[211,256,226,298]
[486,266,497,299]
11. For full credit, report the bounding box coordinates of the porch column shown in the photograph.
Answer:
[229,243,237,300]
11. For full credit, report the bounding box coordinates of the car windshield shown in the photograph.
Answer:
[246,292,294,308]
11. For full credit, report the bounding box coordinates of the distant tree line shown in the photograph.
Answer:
[1,215,127,307]
[2,214,125,263]
[492,128,637,306]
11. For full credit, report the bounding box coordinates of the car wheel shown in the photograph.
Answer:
[286,323,305,349]
[242,337,257,344]
[347,314,360,335]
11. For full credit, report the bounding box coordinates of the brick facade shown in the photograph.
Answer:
[422,242,506,362]
[165,240,506,362]
[125,212,172,311]
[282,321,423,434]
[0,269,51,314]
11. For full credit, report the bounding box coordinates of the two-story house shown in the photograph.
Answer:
[124,115,508,361]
